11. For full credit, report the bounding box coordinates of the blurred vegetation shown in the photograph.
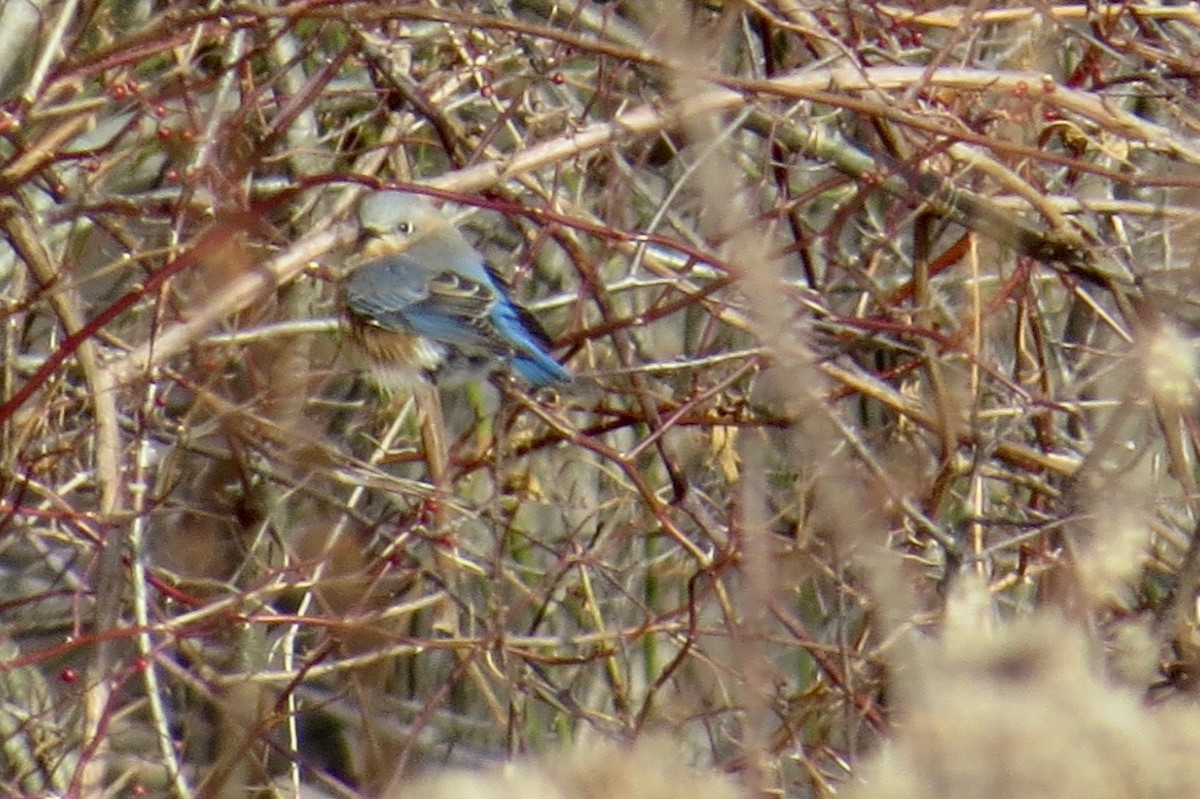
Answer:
[3,1,1200,797]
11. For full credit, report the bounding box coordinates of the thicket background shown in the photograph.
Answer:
[4,2,1200,798]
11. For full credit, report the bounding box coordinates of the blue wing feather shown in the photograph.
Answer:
[345,253,571,386]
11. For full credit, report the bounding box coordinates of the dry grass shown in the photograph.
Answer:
[3,2,1200,797]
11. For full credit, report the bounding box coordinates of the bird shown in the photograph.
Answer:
[342,191,572,389]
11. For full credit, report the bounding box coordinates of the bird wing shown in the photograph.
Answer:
[345,254,503,350]
[482,264,557,350]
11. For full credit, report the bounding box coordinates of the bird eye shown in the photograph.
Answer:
[397,221,414,235]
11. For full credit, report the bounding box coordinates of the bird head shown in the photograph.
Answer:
[356,191,479,263]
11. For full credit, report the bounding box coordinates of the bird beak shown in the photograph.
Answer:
[355,226,377,247]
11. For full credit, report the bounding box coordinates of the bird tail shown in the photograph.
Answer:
[515,350,572,387]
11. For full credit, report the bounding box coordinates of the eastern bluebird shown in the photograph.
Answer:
[343,191,572,388]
